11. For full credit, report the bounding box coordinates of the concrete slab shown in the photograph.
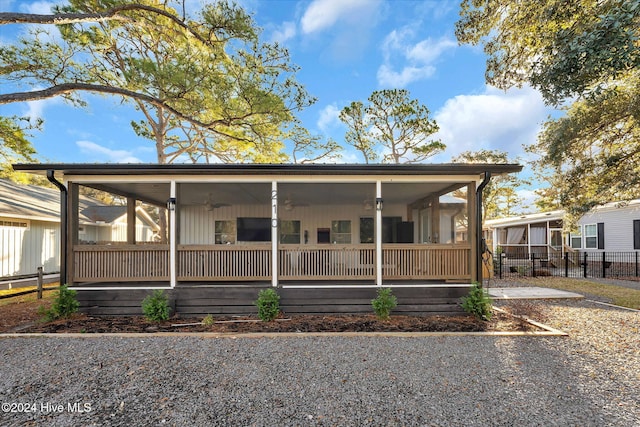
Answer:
[488,287,583,300]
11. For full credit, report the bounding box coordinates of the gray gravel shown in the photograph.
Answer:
[1,300,639,426]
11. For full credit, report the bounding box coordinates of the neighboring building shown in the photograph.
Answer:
[0,179,159,278]
[13,163,522,315]
[485,200,640,257]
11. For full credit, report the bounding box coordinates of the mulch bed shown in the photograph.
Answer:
[15,311,539,334]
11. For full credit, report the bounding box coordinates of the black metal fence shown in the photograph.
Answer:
[494,249,640,279]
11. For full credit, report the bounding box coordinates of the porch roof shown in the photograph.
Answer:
[13,162,522,177]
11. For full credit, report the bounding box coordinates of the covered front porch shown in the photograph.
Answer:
[13,163,522,315]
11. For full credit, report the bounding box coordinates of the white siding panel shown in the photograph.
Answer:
[179,203,410,245]
[0,220,60,277]
[579,204,640,252]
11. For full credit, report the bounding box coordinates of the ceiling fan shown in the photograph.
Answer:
[282,195,309,211]
[203,193,231,211]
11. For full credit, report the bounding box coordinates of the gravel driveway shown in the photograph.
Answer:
[1,299,638,426]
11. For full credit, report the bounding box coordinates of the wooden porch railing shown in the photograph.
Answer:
[73,244,169,282]
[72,243,472,283]
[279,245,375,280]
[177,245,271,281]
[383,244,471,280]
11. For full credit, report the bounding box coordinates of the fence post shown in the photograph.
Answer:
[636,252,638,278]
[564,252,569,277]
[531,253,536,277]
[602,251,607,278]
[37,266,43,300]
[583,252,588,278]
[498,252,503,279]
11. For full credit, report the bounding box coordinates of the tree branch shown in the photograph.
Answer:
[0,83,254,140]
[0,5,213,46]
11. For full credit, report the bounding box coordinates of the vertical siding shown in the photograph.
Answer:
[579,204,640,252]
[0,220,60,277]
[179,203,409,245]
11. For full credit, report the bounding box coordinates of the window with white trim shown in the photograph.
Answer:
[331,220,351,244]
[214,220,236,244]
[569,226,582,249]
[280,220,301,244]
[584,224,597,249]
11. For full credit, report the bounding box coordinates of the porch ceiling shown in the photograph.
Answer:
[81,181,465,208]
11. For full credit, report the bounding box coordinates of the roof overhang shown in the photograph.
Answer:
[13,163,523,209]
[13,162,523,177]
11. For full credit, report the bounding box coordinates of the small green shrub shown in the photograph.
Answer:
[142,290,170,322]
[371,287,397,320]
[461,282,492,320]
[255,288,280,321]
[41,284,79,321]
[202,314,215,326]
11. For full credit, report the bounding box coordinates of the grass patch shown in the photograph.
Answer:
[0,284,59,299]
[516,277,640,310]
[0,289,57,306]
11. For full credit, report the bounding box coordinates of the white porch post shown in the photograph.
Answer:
[169,180,177,288]
[527,223,531,257]
[376,180,383,286]
[271,181,278,287]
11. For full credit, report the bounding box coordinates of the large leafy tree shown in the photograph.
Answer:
[452,150,529,219]
[339,89,444,164]
[456,0,640,217]
[1,0,314,164]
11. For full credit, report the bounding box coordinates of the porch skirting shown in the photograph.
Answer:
[75,284,471,316]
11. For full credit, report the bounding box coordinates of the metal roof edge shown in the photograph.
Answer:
[13,162,523,176]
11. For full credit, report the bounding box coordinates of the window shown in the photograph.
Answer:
[280,220,300,244]
[215,220,236,244]
[584,224,597,249]
[360,217,374,243]
[0,219,29,229]
[331,220,351,244]
[570,226,582,249]
[634,220,640,250]
[584,223,605,249]
[237,217,271,242]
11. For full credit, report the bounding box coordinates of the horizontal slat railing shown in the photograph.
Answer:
[73,244,169,282]
[177,245,271,281]
[279,245,376,280]
[383,244,471,280]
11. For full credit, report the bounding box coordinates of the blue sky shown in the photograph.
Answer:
[1,0,555,200]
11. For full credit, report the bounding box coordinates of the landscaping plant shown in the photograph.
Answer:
[141,289,170,322]
[461,282,493,320]
[202,314,215,326]
[371,287,397,320]
[255,288,280,321]
[41,284,79,321]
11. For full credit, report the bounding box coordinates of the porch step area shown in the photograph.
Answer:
[75,285,470,316]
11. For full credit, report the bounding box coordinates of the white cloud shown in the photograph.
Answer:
[377,28,457,87]
[76,140,142,163]
[317,104,342,133]
[301,0,376,34]
[270,21,297,44]
[431,86,549,161]
[23,91,62,121]
[21,1,58,14]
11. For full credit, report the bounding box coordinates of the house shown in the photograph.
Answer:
[486,200,640,256]
[13,163,522,315]
[0,178,159,279]
[485,201,640,278]
[485,210,565,260]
